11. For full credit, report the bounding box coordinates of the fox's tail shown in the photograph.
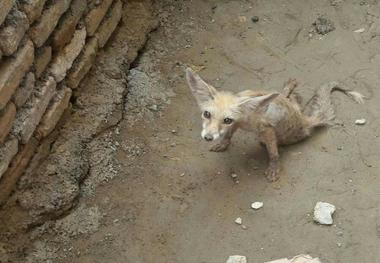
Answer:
[303,82,365,127]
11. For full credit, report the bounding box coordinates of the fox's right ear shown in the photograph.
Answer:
[185,68,217,105]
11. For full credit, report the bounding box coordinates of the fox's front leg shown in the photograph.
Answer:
[209,125,237,152]
[259,127,280,182]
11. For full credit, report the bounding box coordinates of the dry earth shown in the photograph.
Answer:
[2,0,380,262]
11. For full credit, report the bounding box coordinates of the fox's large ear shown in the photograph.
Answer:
[185,68,217,105]
[238,93,279,112]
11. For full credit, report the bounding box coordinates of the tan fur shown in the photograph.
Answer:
[185,68,364,182]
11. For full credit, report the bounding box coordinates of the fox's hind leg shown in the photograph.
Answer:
[282,78,298,98]
[283,78,303,108]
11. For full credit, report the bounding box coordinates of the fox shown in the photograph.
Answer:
[185,68,365,182]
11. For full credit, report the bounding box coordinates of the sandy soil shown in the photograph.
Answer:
[5,0,380,262]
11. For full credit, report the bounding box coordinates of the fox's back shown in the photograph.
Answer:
[245,94,311,145]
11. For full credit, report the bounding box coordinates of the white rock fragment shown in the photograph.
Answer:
[313,202,336,225]
[234,217,242,225]
[354,28,365,33]
[226,255,247,263]
[355,118,366,125]
[251,202,263,210]
[265,254,321,263]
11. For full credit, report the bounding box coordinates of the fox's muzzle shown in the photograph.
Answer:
[203,134,213,141]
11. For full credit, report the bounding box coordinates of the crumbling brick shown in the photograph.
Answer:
[0,102,16,144]
[50,27,86,82]
[12,77,56,144]
[19,0,47,24]
[36,87,72,139]
[0,8,29,56]
[34,46,52,78]
[0,137,18,179]
[0,137,37,205]
[34,46,52,79]
[13,72,35,108]
[52,0,87,51]
[85,0,113,36]
[29,0,72,47]
[0,40,34,110]
[95,0,122,48]
[67,37,98,89]
[0,0,14,26]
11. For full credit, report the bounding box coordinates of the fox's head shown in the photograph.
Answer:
[185,68,279,142]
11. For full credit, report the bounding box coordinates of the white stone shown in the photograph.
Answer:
[234,217,242,225]
[313,202,336,225]
[226,255,247,263]
[354,28,365,33]
[355,118,366,125]
[251,202,263,210]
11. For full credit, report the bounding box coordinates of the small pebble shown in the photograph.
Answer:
[337,146,343,151]
[355,118,366,125]
[231,173,238,179]
[251,202,264,210]
[171,129,177,134]
[241,225,247,230]
[354,28,365,33]
[337,242,342,247]
[235,217,242,225]
[251,16,259,23]
[226,255,247,263]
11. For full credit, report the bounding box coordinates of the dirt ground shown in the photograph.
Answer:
[4,0,380,262]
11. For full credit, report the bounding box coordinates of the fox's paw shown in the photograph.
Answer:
[265,165,280,182]
[209,141,230,152]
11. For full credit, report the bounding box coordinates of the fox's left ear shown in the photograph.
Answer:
[185,68,218,106]
[238,93,279,111]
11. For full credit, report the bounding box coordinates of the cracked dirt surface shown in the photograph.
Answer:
[2,0,380,262]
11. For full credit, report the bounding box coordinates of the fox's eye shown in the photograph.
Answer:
[203,111,211,118]
[223,117,233,124]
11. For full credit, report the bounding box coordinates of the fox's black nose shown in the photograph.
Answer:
[204,134,213,141]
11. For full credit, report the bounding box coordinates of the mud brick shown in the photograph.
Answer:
[29,0,72,47]
[50,27,86,82]
[0,102,16,143]
[19,0,47,24]
[85,0,113,36]
[52,0,87,51]
[0,0,13,26]
[34,46,52,78]
[12,77,56,144]
[95,0,122,48]
[0,137,37,205]
[67,37,98,89]
[13,72,35,108]
[36,87,72,138]
[0,8,29,56]
[0,40,34,110]
[0,137,18,179]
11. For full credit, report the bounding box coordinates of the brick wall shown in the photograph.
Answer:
[0,0,123,203]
